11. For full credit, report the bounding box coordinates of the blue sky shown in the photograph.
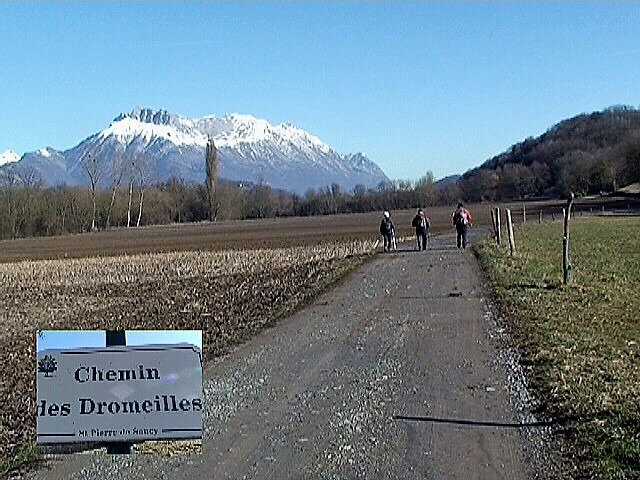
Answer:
[1,2,639,180]
[37,330,202,351]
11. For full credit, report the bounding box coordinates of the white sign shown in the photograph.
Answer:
[36,344,202,444]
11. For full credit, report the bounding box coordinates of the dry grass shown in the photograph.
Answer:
[475,217,640,479]
[0,240,375,476]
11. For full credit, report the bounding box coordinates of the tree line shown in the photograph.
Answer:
[0,141,453,240]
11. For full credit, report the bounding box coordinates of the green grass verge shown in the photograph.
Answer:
[474,216,640,479]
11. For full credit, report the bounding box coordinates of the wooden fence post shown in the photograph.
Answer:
[551,211,555,221]
[490,209,497,238]
[506,209,516,256]
[563,194,574,285]
[539,210,542,224]
[495,207,501,245]
[523,204,526,226]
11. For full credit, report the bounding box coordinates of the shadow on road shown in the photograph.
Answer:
[393,415,559,429]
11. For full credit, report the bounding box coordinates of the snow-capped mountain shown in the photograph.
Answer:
[0,150,20,166]
[5,107,388,194]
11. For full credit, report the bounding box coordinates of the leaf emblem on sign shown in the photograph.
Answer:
[38,355,57,377]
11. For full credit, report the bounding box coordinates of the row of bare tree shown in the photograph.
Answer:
[0,160,450,241]
[81,150,154,231]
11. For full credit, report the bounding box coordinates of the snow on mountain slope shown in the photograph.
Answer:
[0,150,20,166]
[99,115,208,148]
[109,108,334,156]
[6,107,389,194]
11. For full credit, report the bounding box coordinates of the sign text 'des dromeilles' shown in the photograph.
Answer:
[36,344,202,444]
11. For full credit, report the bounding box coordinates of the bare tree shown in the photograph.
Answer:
[6,167,44,237]
[17,166,44,189]
[135,154,153,227]
[82,152,106,231]
[105,152,125,229]
[126,158,135,227]
[167,173,185,222]
[205,137,219,221]
[415,172,436,206]
[329,183,344,214]
[216,183,245,220]
[249,184,275,218]
[0,166,20,238]
[55,186,74,233]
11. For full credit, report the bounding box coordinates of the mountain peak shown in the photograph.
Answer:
[103,107,206,148]
[224,113,259,122]
[114,107,183,126]
[0,150,20,166]
[218,113,275,144]
[38,147,55,157]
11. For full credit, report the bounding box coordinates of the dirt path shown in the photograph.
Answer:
[28,230,538,480]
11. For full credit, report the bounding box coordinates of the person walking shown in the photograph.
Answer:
[452,202,473,249]
[379,211,396,252]
[411,208,431,251]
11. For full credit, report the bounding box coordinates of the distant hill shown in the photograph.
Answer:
[435,174,460,187]
[459,106,640,201]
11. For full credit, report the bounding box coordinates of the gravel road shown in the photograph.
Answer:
[27,230,543,480]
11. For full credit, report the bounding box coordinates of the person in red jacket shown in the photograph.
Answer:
[452,202,473,249]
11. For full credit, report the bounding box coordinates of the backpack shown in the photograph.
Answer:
[413,214,429,230]
[455,209,469,226]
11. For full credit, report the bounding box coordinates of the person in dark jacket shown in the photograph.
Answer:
[379,211,396,252]
[411,208,431,250]
[452,202,473,249]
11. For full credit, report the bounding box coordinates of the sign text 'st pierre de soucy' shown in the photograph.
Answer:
[37,344,202,444]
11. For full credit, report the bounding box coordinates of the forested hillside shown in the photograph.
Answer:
[459,106,640,201]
